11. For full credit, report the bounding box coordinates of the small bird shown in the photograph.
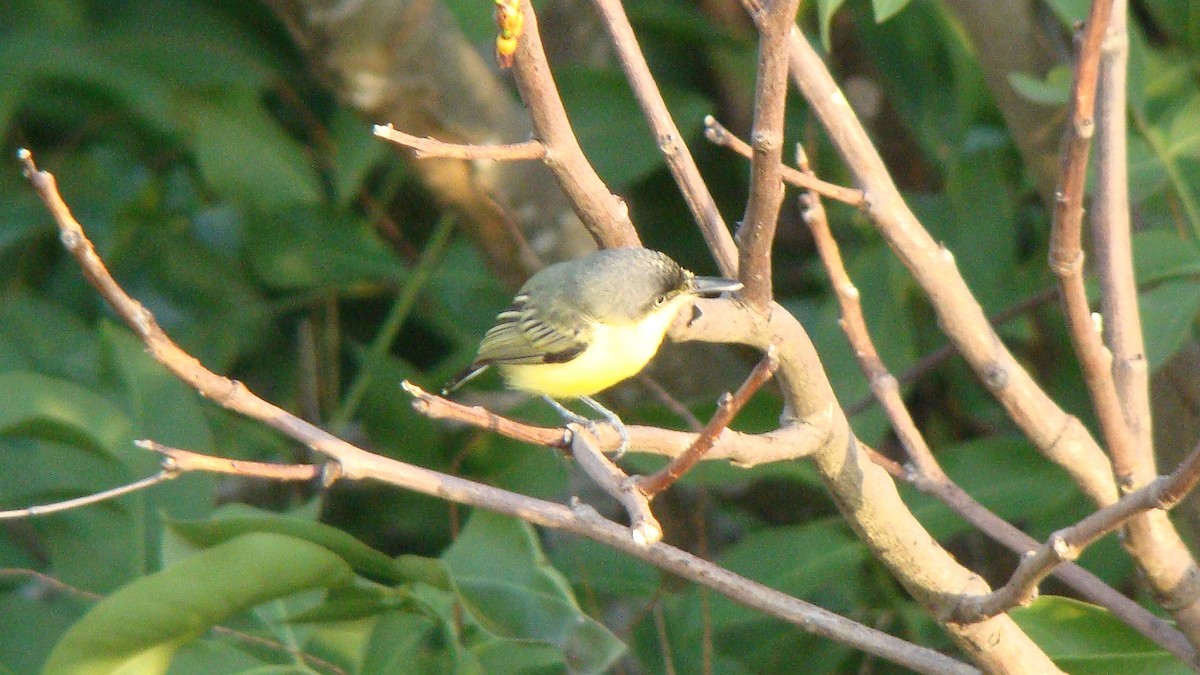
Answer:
[443,248,742,455]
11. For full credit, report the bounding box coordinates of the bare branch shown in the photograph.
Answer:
[1087,0,1200,641]
[589,0,738,277]
[137,439,329,482]
[373,124,546,160]
[508,0,641,249]
[771,17,1120,510]
[737,0,803,307]
[952,436,1200,624]
[794,144,1194,660]
[402,380,823,465]
[1048,0,1135,483]
[570,431,662,546]
[705,116,866,207]
[635,346,779,496]
[0,470,176,520]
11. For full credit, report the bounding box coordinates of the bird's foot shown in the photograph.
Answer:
[580,395,630,459]
[543,395,629,458]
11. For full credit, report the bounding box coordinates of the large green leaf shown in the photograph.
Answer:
[167,507,443,587]
[186,89,322,211]
[442,511,625,674]
[557,67,712,189]
[1012,597,1189,674]
[709,519,869,628]
[42,533,353,675]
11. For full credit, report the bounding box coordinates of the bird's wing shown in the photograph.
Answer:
[474,294,589,366]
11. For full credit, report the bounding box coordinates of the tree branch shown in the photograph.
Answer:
[952,436,1200,625]
[589,0,739,277]
[769,10,1120,511]
[1085,0,1200,643]
[705,116,866,207]
[792,143,1196,662]
[0,471,176,520]
[508,0,641,249]
[635,346,779,496]
[373,124,547,160]
[737,0,803,307]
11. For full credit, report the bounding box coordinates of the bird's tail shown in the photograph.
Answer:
[440,363,489,395]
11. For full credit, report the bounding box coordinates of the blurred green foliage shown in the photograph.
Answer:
[3,0,1200,672]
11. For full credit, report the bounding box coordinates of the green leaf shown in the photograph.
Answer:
[167,508,442,587]
[557,67,711,189]
[245,208,407,290]
[1012,597,1190,674]
[872,0,913,22]
[710,520,868,627]
[0,371,130,459]
[1133,230,1200,286]
[1140,279,1200,369]
[1008,66,1073,106]
[43,533,353,675]
[186,89,322,210]
[442,511,625,674]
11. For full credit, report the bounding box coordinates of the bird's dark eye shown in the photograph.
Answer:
[654,294,669,307]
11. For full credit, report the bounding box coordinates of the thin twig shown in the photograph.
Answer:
[0,471,176,520]
[137,440,329,483]
[635,346,779,496]
[705,116,866,207]
[1047,0,1133,484]
[373,124,546,161]
[589,0,738,277]
[951,436,1200,624]
[737,0,803,308]
[18,150,971,674]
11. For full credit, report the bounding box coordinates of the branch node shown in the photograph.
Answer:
[1050,535,1079,563]
[982,363,1009,390]
[751,129,780,153]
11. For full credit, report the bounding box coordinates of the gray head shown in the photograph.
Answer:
[523,248,740,323]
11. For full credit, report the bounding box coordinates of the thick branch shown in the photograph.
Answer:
[1087,0,1200,643]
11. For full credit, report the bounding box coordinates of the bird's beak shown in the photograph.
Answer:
[690,276,743,297]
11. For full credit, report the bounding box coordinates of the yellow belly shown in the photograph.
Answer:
[498,301,684,398]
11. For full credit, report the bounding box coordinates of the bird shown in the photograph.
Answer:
[442,247,742,455]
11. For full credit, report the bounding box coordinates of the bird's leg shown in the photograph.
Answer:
[541,395,629,458]
[580,395,630,459]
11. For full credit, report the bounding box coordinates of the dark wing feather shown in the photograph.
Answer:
[475,295,588,366]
